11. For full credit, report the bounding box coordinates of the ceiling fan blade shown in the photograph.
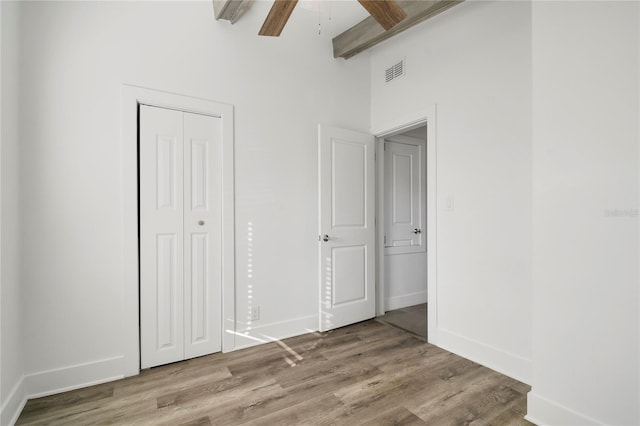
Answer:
[259,0,299,37]
[357,0,407,31]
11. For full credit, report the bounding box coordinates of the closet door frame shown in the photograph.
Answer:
[122,85,235,377]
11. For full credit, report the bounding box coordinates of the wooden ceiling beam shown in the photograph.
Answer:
[212,0,251,24]
[259,0,299,37]
[333,0,465,59]
[357,0,407,31]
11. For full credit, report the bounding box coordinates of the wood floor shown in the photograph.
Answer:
[17,320,532,425]
[377,303,428,339]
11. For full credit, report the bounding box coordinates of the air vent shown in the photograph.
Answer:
[385,59,405,83]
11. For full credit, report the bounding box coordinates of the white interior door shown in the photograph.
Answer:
[140,105,222,369]
[318,125,375,332]
[384,136,425,254]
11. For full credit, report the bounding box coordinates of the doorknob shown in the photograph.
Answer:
[322,235,330,242]
[198,220,205,226]
[413,228,421,234]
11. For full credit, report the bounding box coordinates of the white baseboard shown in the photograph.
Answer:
[1,375,27,426]
[233,315,319,351]
[25,356,125,399]
[386,291,427,311]
[525,392,601,426]
[1,357,125,425]
[437,327,532,385]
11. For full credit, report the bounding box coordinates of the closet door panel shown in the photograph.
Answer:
[183,112,222,359]
[140,105,185,369]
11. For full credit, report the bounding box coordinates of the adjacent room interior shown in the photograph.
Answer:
[377,124,428,339]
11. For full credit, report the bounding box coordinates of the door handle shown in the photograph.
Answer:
[198,220,205,226]
[322,235,330,242]
[413,228,421,234]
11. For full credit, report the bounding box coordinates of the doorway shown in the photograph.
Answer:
[376,125,428,339]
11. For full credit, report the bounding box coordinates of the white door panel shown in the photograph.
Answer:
[319,126,375,331]
[332,245,368,305]
[384,136,425,255]
[141,106,222,368]
[140,106,185,368]
[156,234,180,348]
[332,140,366,228]
[183,112,222,359]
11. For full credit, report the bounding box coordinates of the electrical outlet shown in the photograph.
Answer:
[251,306,260,321]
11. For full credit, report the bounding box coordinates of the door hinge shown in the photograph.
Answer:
[384,235,387,245]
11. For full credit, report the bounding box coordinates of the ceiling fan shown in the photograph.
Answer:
[258,0,408,37]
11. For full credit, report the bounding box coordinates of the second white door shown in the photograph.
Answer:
[384,135,425,254]
[318,125,376,332]
[140,105,222,369]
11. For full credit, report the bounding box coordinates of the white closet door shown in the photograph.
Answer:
[140,106,222,369]
[183,112,222,359]
[140,106,185,368]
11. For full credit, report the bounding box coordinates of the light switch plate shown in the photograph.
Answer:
[446,197,454,211]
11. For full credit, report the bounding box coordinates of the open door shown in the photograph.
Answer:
[318,125,376,332]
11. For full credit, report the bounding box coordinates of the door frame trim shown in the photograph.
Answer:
[121,85,235,376]
[372,105,437,345]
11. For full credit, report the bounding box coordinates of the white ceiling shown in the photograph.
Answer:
[285,0,371,38]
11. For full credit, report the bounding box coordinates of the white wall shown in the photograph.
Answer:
[13,0,369,410]
[528,2,640,424]
[1,2,26,424]
[370,0,533,382]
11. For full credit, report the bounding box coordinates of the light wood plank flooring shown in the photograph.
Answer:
[17,320,532,425]
[377,303,427,339]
